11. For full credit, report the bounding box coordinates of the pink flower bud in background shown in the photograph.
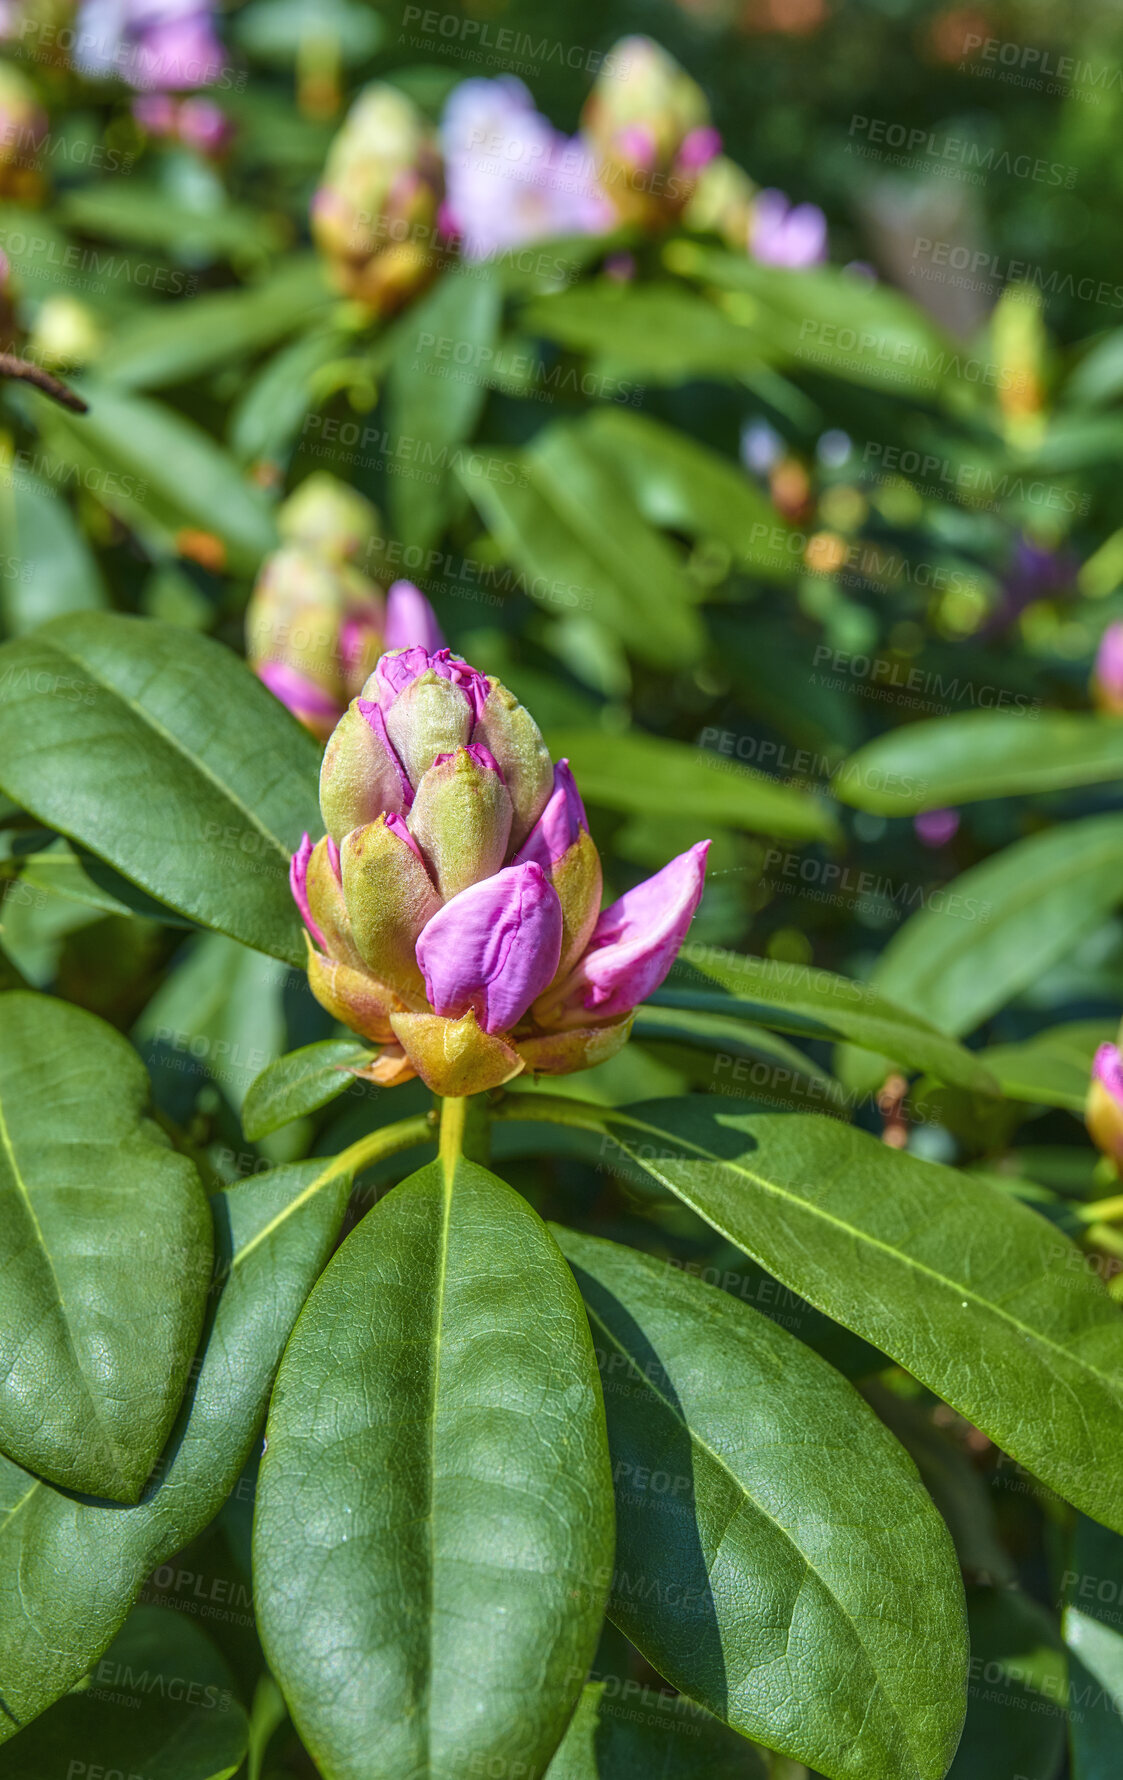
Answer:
[1087,1043,1123,1169]
[581,36,717,230]
[1092,622,1123,716]
[914,808,960,849]
[246,477,442,741]
[750,189,828,268]
[290,639,711,1095]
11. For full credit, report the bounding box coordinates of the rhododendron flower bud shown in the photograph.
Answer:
[291,640,711,1095]
[582,36,718,230]
[1087,1044,1123,1168]
[311,83,443,316]
[1092,622,1123,716]
[0,63,46,200]
[683,154,754,250]
[247,479,442,739]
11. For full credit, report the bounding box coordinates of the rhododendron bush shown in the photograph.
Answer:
[0,1,1122,1777]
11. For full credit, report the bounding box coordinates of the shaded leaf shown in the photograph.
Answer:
[834,713,1123,813]
[242,1038,376,1139]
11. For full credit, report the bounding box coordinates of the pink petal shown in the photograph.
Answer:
[678,125,722,172]
[290,833,327,951]
[339,611,384,683]
[1094,1043,1123,1109]
[372,646,490,721]
[1095,622,1123,700]
[416,861,563,1034]
[384,581,445,654]
[257,660,343,729]
[355,698,415,810]
[384,810,424,862]
[565,840,709,1019]
[514,759,587,872]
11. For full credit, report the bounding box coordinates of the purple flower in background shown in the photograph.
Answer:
[1087,1042,1123,1168]
[133,91,231,151]
[985,534,1077,634]
[75,0,224,91]
[750,189,828,268]
[914,808,960,849]
[440,77,611,260]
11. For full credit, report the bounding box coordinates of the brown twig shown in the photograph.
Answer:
[0,352,88,413]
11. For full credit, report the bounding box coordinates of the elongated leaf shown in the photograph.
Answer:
[948,1588,1066,1780]
[834,712,1123,813]
[97,258,333,390]
[0,1607,249,1779]
[663,948,997,1092]
[0,468,106,635]
[255,1155,614,1780]
[229,326,345,469]
[509,1096,1123,1535]
[546,730,837,842]
[547,1679,767,1779]
[31,382,278,573]
[866,815,1123,1039]
[1064,1517,1123,1777]
[12,838,194,925]
[576,408,797,577]
[0,1154,352,1739]
[983,1022,1111,1113]
[0,992,210,1500]
[556,1227,966,1780]
[0,614,321,964]
[387,266,501,549]
[460,440,705,669]
[521,282,770,379]
[242,1038,376,1139]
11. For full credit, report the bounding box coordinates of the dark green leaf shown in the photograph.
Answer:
[983,1022,1111,1113]
[0,992,210,1501]
[0,1607,249,1779]
[546,1679,768,1779]
[32,383,278,573]
[13,839,194,925]
[242,1038,376,1139]
[546,729,837,842]
[556,1226,967,1780]
[1064,1516,1123,1777]
[97,258,332,390]
[834,713,1123,813]
[0,1154,352,1738]
[0,470,106,635]
[255,1155,614,1780]
[510,1096,1123,1536]
[229,326,345,469]
[666,948,998,1092]
[947,1588,1066,1780]
[0,614,321,964]
[387,266,501,549]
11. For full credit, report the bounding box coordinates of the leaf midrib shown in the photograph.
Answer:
[583,1296,924,1778]
[19,631,294,866]
[602,1109,1123,1437]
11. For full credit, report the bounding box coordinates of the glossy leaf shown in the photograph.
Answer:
[556,1226,967,1780]
[32,382,278,573]
[0,614,321,965]
[387,266,501,549]
[0,1607,249,1779]
[865,814,1123,1038]
[1064,1516,1123,1777]
[546,1679,768,1780]
[242,1038,376,1139]
[662,948,998,1092]
[546,729,837,842]
[834,712,1123,813]
[460,436,705,669]
[0,1155,352,1739]
[11,837,194,924]
[0,992,210,1500]
[255,1154,614,1780]
[510,1095,1123,1535]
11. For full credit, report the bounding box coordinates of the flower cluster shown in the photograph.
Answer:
[245,475,443,740]
[292,645,709,1097]
[311,35,826,312]
[74,0,225,91]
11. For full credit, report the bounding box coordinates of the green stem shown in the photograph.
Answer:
[1076,1193,1123,1225]
[490,1091,609,1136]
[332,1113,435,1183]
[438,1094,491,1175]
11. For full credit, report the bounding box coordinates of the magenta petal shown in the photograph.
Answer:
[514,760,587,872]
[339,612,383,682]
[384,581,445,654]
[289,834,327,951]
[356,698,414,810]
[416,862,563,1033]
[1094,1044,1123,1109]
[573,840,709,1018]
[678,125,722,172]
[385,810,424,862]
[257,661,342,728]
[1095,622,1123,700]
